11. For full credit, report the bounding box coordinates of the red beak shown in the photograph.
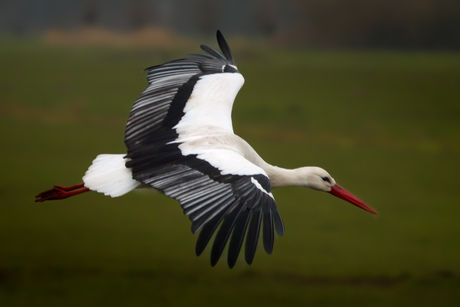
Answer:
[329,184,378,215]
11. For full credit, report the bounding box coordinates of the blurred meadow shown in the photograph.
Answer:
[1,1,460,304]
[1,38,460,306]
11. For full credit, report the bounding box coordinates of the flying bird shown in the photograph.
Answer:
[36,30,377,268]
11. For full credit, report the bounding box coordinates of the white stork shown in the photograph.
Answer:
[36,30,377,268]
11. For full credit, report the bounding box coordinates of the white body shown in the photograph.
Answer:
[83,70,336,197]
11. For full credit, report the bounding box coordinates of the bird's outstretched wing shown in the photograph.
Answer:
[125,30,239,149]
[127,139,285,267]
[124,31,284,267]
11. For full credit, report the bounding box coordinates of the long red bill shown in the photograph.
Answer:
[329,184,378,215]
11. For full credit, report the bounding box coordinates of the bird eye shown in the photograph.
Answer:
[321,177,331,183]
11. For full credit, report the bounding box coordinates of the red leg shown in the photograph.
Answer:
[54,183,86,191]
[35,183,90,202]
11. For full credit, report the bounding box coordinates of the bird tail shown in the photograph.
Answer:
[82,154,141,197]
[35,154,140,202]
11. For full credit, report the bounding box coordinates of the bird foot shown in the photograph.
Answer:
[35,183,89,202]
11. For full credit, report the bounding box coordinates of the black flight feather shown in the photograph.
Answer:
[200,44,225,61]
[210,205,244,266]
[227,207,252,268]
[195,203,235,256]
[263,207,274,254]
[216,30,235,64]
[245,206,262,264]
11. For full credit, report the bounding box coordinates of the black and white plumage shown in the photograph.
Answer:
[123,31,283,267]
[36,30,377,268]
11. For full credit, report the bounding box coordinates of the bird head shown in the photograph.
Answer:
[303,167,378,215]
[303,167,336,191]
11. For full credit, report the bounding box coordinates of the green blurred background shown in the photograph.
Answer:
[1,1,460,306]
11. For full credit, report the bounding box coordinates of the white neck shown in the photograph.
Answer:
[263,164,310,188]
[235,136,314,188]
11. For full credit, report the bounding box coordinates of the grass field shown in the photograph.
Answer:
[1,40,460,306]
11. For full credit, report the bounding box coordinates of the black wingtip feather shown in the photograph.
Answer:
[196,221,218,257]
[227,208,251,268]
[263,209,274,254]
[216,30,234,64]
[245,207,262,265]
[210,205,244,267]
[272,205,285,237]
[195,204,233,256]
[200,44,225,60]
